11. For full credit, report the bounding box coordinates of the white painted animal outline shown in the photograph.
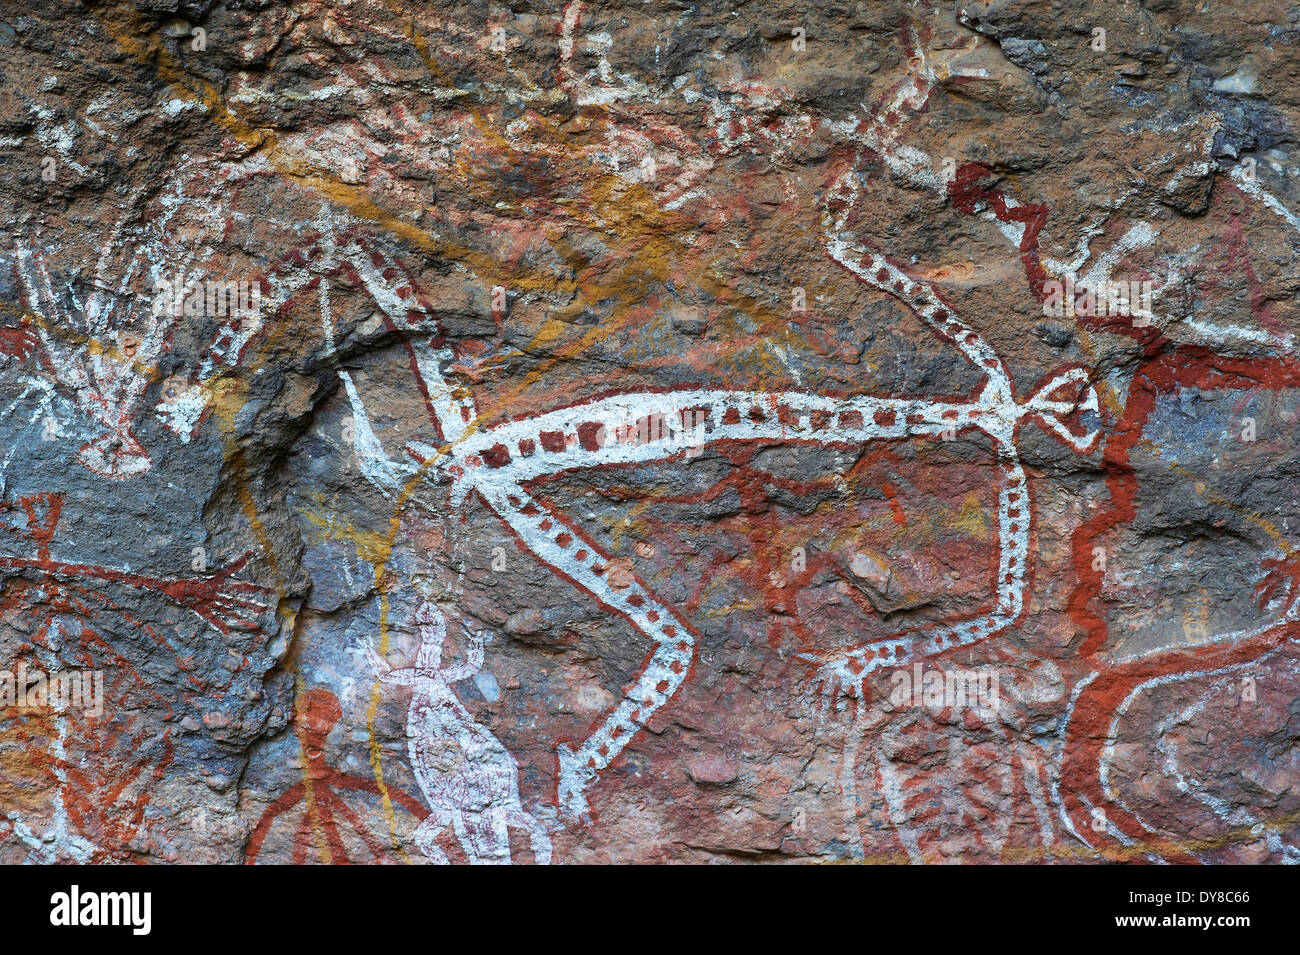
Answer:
[363,596,552,864]
[281,214,1100,822]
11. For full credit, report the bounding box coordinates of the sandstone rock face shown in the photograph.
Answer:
[0,0,1296,864]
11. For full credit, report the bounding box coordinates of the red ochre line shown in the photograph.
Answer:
[1059,346,1300,856]
[1059,621,1295,860]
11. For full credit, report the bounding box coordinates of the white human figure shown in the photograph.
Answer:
[366,599,552,865]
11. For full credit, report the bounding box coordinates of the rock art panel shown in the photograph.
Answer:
[0,0,1297,864]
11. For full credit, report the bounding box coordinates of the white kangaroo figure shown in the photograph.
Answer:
[366,598,552,864]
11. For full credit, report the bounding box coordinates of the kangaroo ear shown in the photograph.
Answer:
[1020,368,1101,453]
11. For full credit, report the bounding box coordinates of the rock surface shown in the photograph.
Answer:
[0,0,1296,864]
